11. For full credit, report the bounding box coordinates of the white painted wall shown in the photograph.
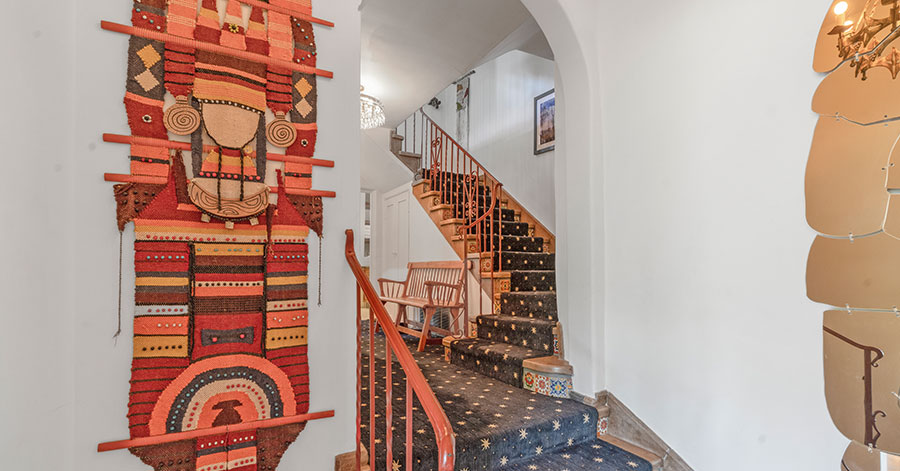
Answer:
[523,0,847,470]
[1,3,77,470]
[361,127,413,193]
[397,51,557,230]
[1,1,362,469]
[468,51,556,231]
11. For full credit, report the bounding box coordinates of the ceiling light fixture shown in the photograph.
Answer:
[360,86,385,130]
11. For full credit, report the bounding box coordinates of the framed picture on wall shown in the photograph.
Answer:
[534,89,556,155]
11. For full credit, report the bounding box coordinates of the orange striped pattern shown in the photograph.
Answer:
[193,77,267,112]
[133,335,189,358]
[267,309,308,328]
[266,327,308,350]
[166,0,197,38]
[134,316,190,336]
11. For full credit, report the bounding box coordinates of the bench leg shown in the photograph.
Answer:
[450,308,461,337]
[396,305,406,328]
[418,307,435,352]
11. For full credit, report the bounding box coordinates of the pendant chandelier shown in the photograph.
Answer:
[360,86,385,129]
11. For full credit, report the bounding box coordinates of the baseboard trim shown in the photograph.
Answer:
[605,392,693,471]
[571,390,693,471]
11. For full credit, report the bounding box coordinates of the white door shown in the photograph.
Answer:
[382,188,410,283]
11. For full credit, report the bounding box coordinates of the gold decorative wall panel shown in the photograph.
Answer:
[808,0,900,465]
[825,310,900,452]
[843,441,900,471]
[806,118,894,237]
[807,233,900,309]
[813,63,900,123]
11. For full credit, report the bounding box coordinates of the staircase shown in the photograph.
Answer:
[348,110,663,470]
[412,174,572,399]
[391,131,423,173]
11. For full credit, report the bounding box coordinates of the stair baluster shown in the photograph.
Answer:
[346,230,455,471]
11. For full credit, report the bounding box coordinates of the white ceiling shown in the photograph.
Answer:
[361,0,546,127]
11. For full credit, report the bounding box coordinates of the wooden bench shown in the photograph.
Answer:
[378,261,467,352]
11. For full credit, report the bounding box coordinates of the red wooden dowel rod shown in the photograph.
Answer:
[271,187,337,198]
[97,410,334,452]
[267,153,335,168]
[239,0,335,28]
[100,21,334,78]
[102,134,335,168]
[104,173,168,185]
[103,173,335,198]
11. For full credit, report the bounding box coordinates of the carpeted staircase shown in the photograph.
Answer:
[361,332,652,471]
[415,173,566,393]
[353,171,658,470]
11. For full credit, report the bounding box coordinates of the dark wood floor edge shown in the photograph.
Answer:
[600,391,694,471]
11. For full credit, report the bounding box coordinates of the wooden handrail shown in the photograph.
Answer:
[458,181,502,276]
[419,109,556,243]
[419,109,500,184]
[345,230,456,471]
[457,181,502,242]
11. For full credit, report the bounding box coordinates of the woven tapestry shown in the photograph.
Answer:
[99,1,335,469]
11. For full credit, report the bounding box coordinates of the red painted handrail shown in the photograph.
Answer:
[458,181,503,296]
[412,110,507,316]
[345,230,455,471]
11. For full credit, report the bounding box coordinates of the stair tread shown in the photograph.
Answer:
[501,291,557,297]
[506,438,653,471]
[479,314,557,328]
[598,436,663,468]
[362,332,599,471]
[476,315,557,355]
[450,337,552,388]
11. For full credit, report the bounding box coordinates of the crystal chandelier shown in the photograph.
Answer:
[360,86,385,130]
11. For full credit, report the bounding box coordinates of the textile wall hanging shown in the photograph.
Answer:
[456,76,470,148]
[96,1,338,469]
[808,1,900,468]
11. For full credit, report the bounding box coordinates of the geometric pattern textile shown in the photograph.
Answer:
[104,0,328,469]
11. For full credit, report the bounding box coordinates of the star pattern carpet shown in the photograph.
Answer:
[360,331,651,471]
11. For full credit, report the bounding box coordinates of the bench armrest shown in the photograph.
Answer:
[378,278,407,298]
[424,281,463,307]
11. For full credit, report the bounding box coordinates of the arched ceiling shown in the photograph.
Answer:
[361,0,549,127]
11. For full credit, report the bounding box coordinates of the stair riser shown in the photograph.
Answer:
[491,252,554,271]
[510,271,556,292]
[484,236,544,253]
[449,341,533,388]
[499,293,558,321]
[472,222,531,237]
[477,317,555,355]
[440,193,500,207]
[433,183,495,195]
[450,206,516,222]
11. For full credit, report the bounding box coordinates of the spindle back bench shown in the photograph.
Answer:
[378,261,467,352]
